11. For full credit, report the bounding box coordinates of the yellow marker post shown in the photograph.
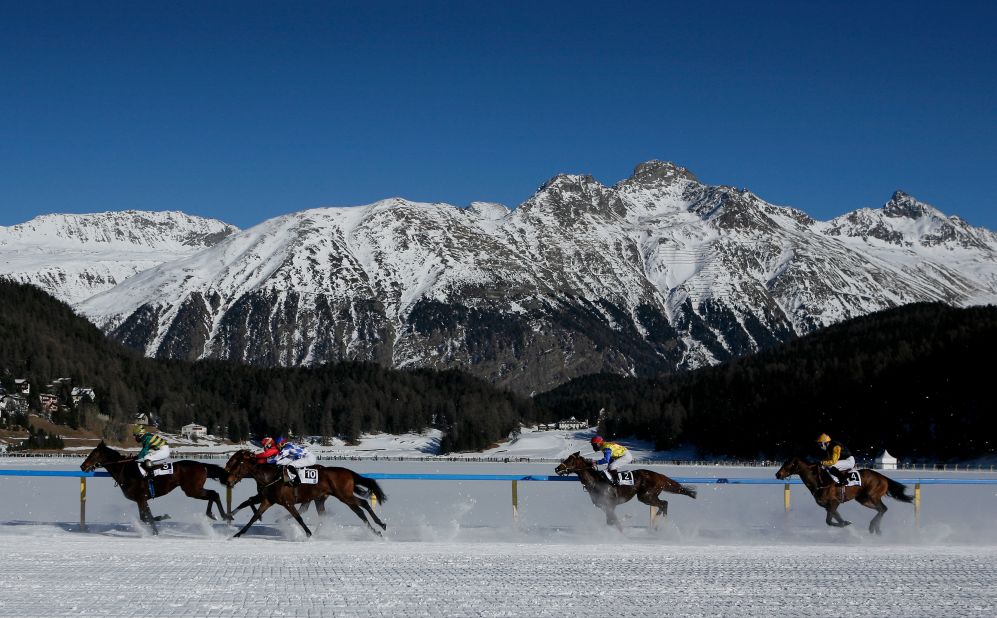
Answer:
[914,483,921,527]
[784,483,791,513]
[226,485,232,518]
[79,477,87,530]
[511,480,519,520]
[371,491,378,511]
[650,504,657,529]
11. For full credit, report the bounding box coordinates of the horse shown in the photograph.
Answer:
[223,449,387,538]
[775,456,914,534]
[79,441,230,535]
[555,452,696,530]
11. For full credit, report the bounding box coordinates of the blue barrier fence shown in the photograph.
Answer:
[3,469,997,528]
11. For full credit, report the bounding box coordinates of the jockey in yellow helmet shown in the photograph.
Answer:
[816,433,855,485]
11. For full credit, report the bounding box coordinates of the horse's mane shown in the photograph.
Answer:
[96,441,126,460]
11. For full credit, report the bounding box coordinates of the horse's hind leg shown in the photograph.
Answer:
[346,503,382,536]
[359,500,387,530]
[860,497,887,535]
[186,486,225,521]
[638,491,668,524]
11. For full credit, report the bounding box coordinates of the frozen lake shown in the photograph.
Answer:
[2,457,996,616]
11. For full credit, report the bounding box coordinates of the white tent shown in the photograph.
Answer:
[874,450,898,470]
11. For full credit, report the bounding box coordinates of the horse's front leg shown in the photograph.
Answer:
[280,502,313,538]
[234,500,271,538]
[138,499,159,536]
[232,493,264,518]
[602,506,622,531]
[825,505,851,527]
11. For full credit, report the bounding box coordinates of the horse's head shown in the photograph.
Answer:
[775,456,807,480]
[555,452,593,476]
[80,441,116,472]
[224,449,256,487]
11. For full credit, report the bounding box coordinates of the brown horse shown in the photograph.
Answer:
[223,449,387,538]
[79,442,230,535]
[775,456,914,534]
[555,452,696,530]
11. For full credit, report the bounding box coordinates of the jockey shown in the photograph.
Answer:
[134,426,170,477]
[271,437,317,485]
[591,435,632,485]
[255,436,279,464]
[816,433,855,485]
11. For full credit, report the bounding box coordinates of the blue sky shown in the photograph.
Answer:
[2,1,995,229]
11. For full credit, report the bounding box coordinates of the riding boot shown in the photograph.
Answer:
[609,470,619,486]
[831,468,847,485]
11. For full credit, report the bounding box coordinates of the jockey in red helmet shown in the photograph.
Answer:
[590,435,632,485]
[255,436,279,464]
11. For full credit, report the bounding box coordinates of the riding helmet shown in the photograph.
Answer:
[816,433,831,444]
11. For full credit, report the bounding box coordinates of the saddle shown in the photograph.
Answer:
[138,461,173,477]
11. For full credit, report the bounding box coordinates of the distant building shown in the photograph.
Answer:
[874,450,898,470]
[134,412,152,426]
[38,393,60,414]
[181,423,208,439]
[0,394,29,416]
[71,387,96,405]
[556,416,587,430]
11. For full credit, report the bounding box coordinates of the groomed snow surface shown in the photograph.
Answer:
[2,458,996,617]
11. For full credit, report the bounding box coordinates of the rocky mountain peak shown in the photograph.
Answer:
[884,190,932,219]
[624,160,699,187]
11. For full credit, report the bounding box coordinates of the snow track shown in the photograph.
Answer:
[1,533,994,617]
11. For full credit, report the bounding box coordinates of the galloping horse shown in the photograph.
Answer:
[223,449,387,538]
[775,456,914,534]
[80,442,230,535]
[555,452,696,529]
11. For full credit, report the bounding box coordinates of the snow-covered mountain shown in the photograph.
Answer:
[67,162,997,393]
[0,210,238,304]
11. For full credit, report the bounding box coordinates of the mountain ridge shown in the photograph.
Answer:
[4,162,995,393]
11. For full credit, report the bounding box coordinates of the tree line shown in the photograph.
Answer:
[537,303,997,462]
[0,281,544,452]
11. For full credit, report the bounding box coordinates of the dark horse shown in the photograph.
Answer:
[224,449,387,538]
[80,442,230,535]
[555,452,697,529]
[775,456,914,534]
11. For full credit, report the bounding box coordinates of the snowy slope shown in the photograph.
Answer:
[0,210,237,304]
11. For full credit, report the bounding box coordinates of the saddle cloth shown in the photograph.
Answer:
[617,470,635,486]
[845,470,861,487]
[296,467,319,485]
[152,463,173,477]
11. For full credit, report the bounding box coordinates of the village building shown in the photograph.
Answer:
[556,416,587,430]
[181,423,208,439]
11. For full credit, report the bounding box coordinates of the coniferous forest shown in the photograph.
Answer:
[0,281,541,452]
[538,303,997,462]
[3,280,996,460]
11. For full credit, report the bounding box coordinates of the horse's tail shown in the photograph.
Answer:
[676,483,697,500]
[203,463,230,483]
[352,472,387,504]
[658,473,697,499]
[885,477,914,503]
